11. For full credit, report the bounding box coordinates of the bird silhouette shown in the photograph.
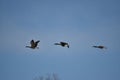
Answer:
[93,45,107,49]
[54,42,69,48]
[26,40,40,49]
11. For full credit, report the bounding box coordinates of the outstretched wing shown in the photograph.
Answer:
[30,40,35,47]
[34,40,40,47]
[35,40,40,44]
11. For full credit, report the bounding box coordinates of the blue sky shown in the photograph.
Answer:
[0,0,120,80]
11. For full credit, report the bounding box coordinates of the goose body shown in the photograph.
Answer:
[93,45,107,49]
[54,42,69,48]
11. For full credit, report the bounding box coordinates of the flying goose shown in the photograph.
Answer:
[26,40,40,49]
[93,45,107,49]
[54,42,69,48]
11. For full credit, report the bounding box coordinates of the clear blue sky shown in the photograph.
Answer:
[0,0,120,80]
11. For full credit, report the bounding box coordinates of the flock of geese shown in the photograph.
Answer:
[26,39,107,49]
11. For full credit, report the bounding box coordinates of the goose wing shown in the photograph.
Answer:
[35,40,40,47]
[35,40,40,44]
[30,40,35,47]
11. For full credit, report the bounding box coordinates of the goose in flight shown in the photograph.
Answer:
[93,45,107,49]
[54,42,69,48]
[26,40,40,49]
